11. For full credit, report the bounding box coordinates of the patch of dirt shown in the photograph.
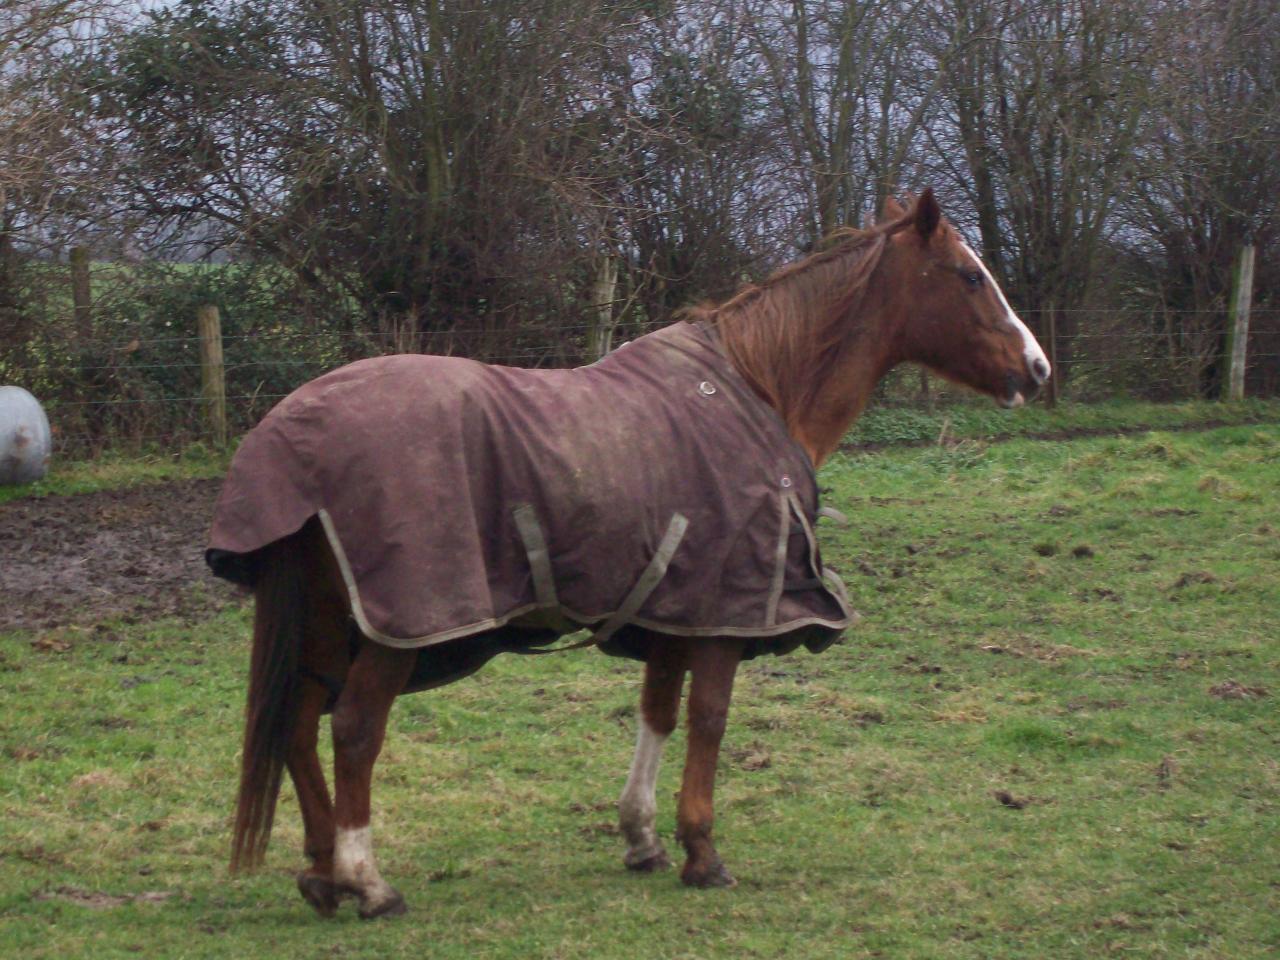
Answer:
[993,790,1029,810]
[1170,570,1220,591]
[1064,697,1125,713]
[567,800,613,815]
[33,886,176,909]
[731,741,773,771]
[1084,587,1122,603]
[897,654,943,674]
[1208,679,1268,700]
[0,479,242,632]
[1147,507,1199,517]
[978,637,1093,662]
[993,790,1053,810]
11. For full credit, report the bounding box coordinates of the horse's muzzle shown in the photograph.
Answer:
[1000,370,1044,408]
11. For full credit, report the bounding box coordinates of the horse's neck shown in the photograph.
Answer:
[785,263,903,467]
[791,349,892,467]
[712,235,907,467]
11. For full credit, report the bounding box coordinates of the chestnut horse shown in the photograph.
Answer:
[217,191,1049,918]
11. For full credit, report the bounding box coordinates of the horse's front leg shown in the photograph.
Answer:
[330,640,416,919]
[677,637,744,888]
[619,637,686,871]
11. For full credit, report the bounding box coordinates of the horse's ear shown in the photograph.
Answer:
[914,188,941,239]
[880,195,907,223]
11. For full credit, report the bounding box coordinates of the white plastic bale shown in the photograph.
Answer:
[0,386,52,485]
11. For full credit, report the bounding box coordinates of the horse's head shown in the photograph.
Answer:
[884,190,1050,407]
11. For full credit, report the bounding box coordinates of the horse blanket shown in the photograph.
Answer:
[206,321,856,670]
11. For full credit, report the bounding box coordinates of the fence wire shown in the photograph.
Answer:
[4,308,1279,455]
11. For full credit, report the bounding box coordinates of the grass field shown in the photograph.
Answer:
[1,422,1277,958]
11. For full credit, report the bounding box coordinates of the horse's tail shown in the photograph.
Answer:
[230,532,307,872]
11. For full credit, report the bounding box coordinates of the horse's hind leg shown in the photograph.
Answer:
[330,639,416,919]
[284,525,355,917]
[619,637,685,872]
[677,637,744,888]
[290,677,340,917]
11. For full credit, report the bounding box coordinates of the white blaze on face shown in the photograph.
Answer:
[960,242,1051,386]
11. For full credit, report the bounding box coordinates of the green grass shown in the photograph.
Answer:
[2,425,1278,958]
[6,397,1276,507]
[846,396,1280,446]
[0,444,230,504]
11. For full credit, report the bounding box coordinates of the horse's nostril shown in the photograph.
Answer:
[1031,357,1050,383]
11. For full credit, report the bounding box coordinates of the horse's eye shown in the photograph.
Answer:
[963,271,984,289]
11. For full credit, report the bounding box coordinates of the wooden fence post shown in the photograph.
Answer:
[1224,243,1255,402]
[197,304,227,446]
[70,246,92,345]
[1044,301,1060,407]
[587,253,619,360]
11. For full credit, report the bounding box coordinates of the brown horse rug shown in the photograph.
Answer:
[207,321,855,687]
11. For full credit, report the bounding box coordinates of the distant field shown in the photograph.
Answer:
[1,423,1277,958]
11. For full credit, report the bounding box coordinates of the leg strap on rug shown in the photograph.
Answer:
[513,504,560,610]
[524,512,689,654]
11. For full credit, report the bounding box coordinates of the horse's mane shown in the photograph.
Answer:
[684,213,913,433]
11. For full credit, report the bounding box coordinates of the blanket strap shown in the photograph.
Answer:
[525,512,690,655]
[513,504,560,609]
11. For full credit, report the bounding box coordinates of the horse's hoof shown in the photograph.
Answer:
[358,889,408,921]
[625,847,672,873]
[296,872,340,918]
[681,858,737,889]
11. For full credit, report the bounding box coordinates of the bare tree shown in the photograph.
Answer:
[91,0,664,358]
[0,1,121,344]
[600,8,785,324]
[924,0,1151,389]
[1118,0,1280,395]
[738,0,947,245]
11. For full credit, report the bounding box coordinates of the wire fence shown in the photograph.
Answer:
[5,305,1280,456]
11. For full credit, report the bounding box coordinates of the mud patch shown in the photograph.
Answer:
[0,479,241,632]
[731,742,773,771]
[978,637,1093,662]
[1208,680,1268,700]
[1169,570,1227,593]
[33,886,176,909]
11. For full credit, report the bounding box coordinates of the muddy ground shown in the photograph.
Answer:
[0,479,243,633]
